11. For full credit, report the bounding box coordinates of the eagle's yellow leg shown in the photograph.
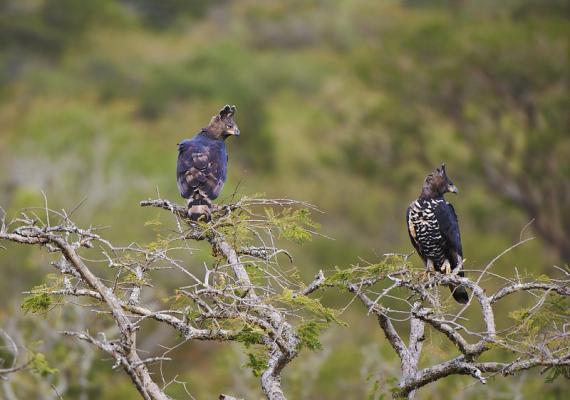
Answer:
[422,259,435,280]
[441,259,452,275]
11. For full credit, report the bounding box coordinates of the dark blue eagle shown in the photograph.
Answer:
[177,105,240,221]
[406,164,469,304]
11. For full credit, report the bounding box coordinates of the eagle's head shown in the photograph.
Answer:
[420,164,458,199]
[203,105,240,140]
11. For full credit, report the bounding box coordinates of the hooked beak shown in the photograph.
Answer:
[229,127,240,137]
[448,184,458,194]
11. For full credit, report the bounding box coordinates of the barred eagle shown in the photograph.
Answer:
[406,164,469,304]
[177,105,240,221]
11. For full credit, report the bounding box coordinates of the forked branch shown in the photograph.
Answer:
[330,256,569,399]
[1,196,328,400]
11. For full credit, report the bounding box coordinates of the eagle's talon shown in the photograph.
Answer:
[421,259,436,281]
[421,271,432,281]
[441,259,452,275]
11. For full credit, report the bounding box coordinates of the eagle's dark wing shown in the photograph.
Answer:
[434,202,463,262]
[406,206,426,264]
[434,202,469,303]
[176,137,227,200]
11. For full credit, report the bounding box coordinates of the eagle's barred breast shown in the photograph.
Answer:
[408,198,447,268]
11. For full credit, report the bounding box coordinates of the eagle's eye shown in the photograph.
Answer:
[226,124,232,129]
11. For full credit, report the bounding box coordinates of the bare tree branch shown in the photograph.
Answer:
[331,253,570,399]
[1,196,328,400]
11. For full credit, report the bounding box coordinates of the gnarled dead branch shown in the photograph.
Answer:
[320,253,570,399]
[0,196,329,400]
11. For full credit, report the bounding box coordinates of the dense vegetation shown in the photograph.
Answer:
[0,0,568,398]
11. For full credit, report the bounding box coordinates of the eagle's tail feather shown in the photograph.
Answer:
[449,284,469,304]
[187,190,212,222]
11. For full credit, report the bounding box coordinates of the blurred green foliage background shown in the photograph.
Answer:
[0,0,568,398]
